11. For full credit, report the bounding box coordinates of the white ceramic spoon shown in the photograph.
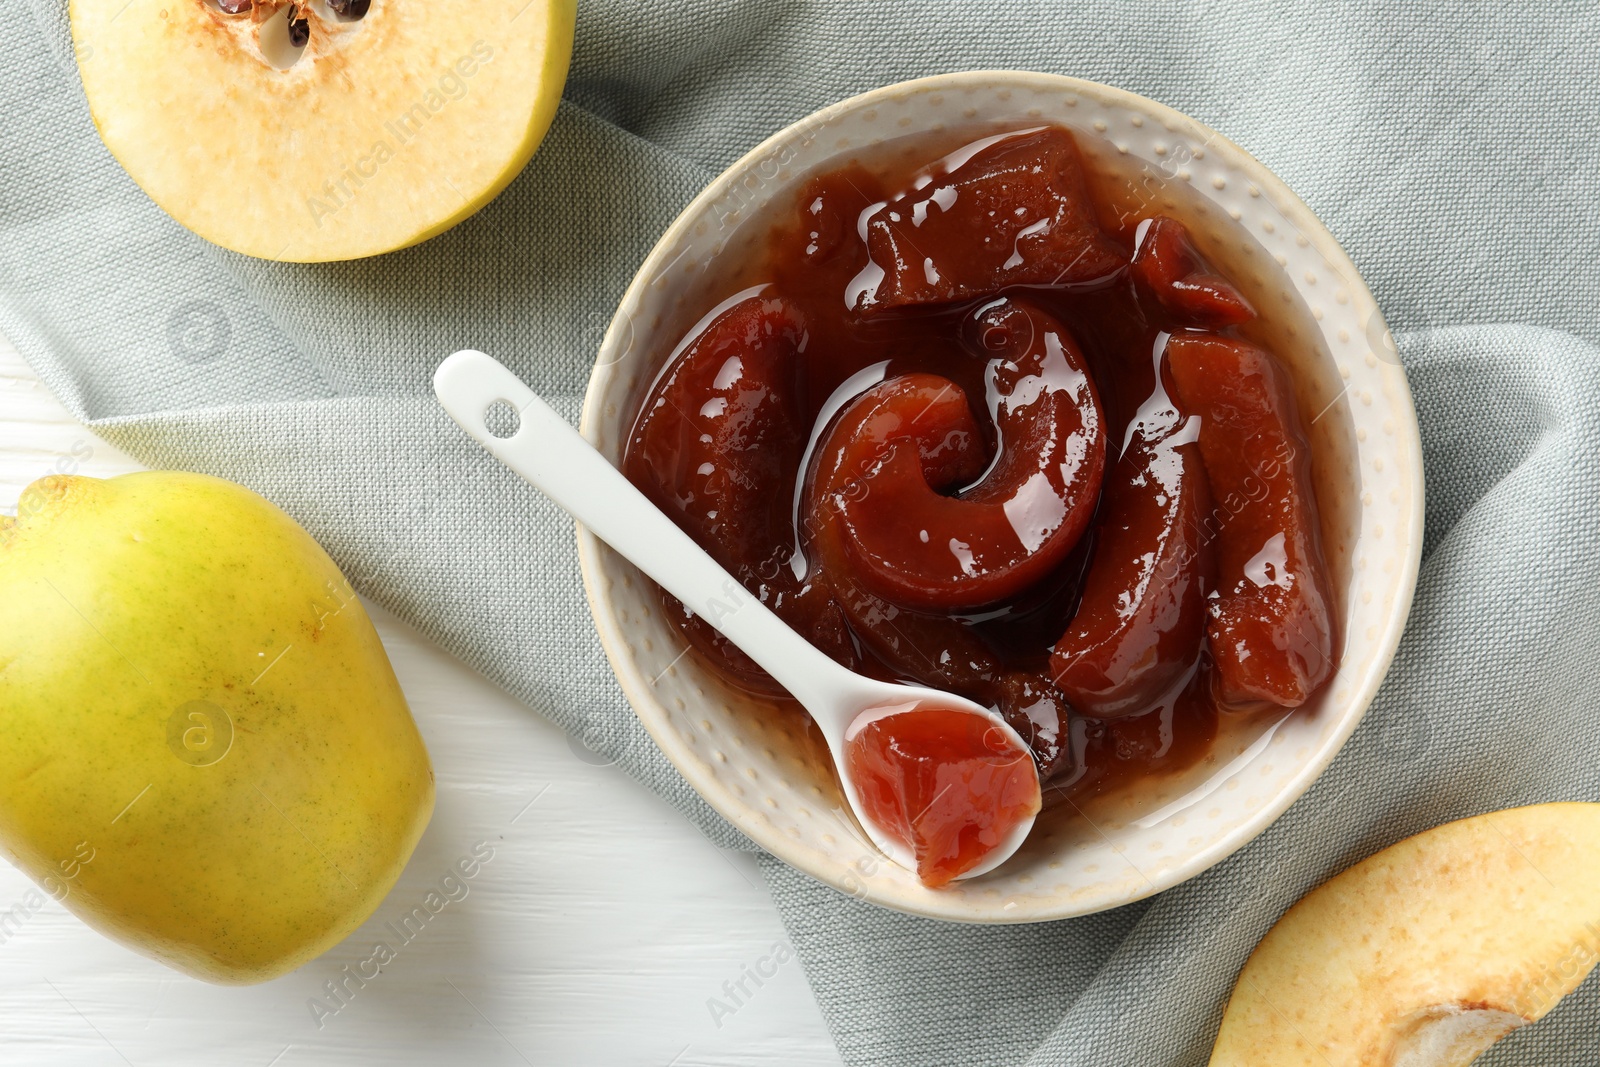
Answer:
[434,349,1039,883]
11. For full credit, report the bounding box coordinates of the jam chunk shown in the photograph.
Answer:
[994,671,1075,783]
[627,293,806,577]
[1131,217,1254,328]
[850,127,1126,312]
[804,376,1078,780]
[817,299,1105,612]
[1052,377,1212,719]
[844,703,1041,887]
[626,295,857,688]
[1165,333,1335,708]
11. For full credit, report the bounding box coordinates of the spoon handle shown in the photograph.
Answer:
[433,350,855,724]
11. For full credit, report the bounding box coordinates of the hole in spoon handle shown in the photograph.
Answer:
[433,349,539,449]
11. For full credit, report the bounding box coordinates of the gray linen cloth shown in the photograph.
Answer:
[6,1,1600,1063]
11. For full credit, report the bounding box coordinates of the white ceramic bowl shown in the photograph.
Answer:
[577,71,1424,922]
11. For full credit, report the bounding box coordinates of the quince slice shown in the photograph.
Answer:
[1211,803,1600,1065]
[70,0,574,260]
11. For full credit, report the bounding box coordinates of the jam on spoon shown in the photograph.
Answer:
[845,701,1042,887]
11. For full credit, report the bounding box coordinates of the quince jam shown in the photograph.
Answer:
[846,703,1041,888]
[624,126,1336,807]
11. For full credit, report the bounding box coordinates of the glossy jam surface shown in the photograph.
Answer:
[623,124,1338,848]
[844,705,1041,888]
[1165,333,1335,706]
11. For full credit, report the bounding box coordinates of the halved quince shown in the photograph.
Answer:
[1211,802,1600,1065]
[70,0,574,261]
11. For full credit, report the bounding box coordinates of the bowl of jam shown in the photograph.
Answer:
[578,72,1423,920]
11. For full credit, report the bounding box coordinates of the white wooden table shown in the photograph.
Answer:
[0,337,844,1067]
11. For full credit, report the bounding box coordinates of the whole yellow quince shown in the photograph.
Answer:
[0,472,433,983]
